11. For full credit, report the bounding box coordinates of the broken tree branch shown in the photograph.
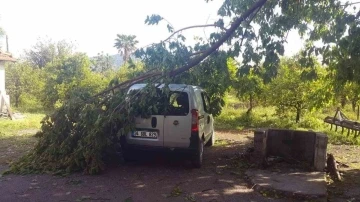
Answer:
[163,24,227,42]
[340,1,360,6]
[94,0,268,97]
[168,0,268,77]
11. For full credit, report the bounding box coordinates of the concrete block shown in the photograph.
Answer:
[253,129,328,171]
[314,133,328,171]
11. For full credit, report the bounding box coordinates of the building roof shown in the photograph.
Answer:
[0,51,16,62]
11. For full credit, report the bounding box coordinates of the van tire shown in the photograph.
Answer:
[192,140,204,168]
[206,131,215,147]
[122,148,135,162]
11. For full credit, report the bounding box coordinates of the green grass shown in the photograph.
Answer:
[215,94,360,145]
[0,113,44,166]
[0,113,45,136]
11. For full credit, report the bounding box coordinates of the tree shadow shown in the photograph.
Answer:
[0,134,37,172]
[0,133,291,202]
[328,168,360,201]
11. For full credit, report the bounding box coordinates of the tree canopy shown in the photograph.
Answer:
[24,38,74,69]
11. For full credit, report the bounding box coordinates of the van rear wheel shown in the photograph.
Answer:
[191,140,204,168]
[206,131,215,147]
[121,148,135,162]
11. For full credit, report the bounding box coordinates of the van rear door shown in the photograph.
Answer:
[126,115,165,147]
[126,87,165,147]
[163,91,192,148]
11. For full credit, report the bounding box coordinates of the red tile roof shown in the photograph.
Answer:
[0,51,16,62]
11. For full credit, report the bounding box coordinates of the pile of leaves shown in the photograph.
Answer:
[8,85,164,175]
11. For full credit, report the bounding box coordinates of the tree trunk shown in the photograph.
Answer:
[15,94,19,108]
[296,107,301,123]
[246,94,253,115]
[352,100,357,112]
[341,95,346,108]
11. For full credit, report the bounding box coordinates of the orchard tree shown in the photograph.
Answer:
[267,56,331,123]
[328,11,360,109]
[91,51,114,73]
[114,34,138,64]
[5,62,45,108]
[235,70,264,114]
[43,53,108,109]
[345,82,360,112]
[335,81,360,112]
[25,38,75,69]
[233,55,265,114]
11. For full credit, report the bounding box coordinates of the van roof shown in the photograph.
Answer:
[128,83,202,92]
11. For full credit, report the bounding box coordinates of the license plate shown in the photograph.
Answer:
[133,131,158,138]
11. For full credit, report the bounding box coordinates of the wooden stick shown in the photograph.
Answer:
[327,154,341,181]
[1,93,14,120]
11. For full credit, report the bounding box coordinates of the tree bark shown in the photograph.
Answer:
[15,94,19,108]
[352,100,356,112]
[296,107,301,123]
[341,95,346,108]
[246,94,253,114]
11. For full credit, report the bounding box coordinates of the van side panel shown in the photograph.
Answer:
[193,88,206,139]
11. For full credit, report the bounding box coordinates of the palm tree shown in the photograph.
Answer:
[114,34,138,64]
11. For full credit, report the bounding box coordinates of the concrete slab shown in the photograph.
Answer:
[246,170,327,198]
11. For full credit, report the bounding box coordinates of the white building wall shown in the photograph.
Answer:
[0,61,5,93]
[0,61,10,112]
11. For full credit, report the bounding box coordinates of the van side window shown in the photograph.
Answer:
[201,92,210,113]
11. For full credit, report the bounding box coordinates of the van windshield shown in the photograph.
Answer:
[129,89,189,116]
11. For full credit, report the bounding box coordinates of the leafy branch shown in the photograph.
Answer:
[163,24,227,42]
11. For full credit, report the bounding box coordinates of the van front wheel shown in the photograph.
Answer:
[191,140,204,168]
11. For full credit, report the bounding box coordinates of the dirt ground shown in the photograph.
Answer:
[327,144,360,202]
[0,130,359,202]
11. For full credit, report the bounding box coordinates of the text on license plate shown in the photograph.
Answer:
[133,131,158,138]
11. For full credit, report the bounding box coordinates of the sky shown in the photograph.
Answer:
[0,0,355,58]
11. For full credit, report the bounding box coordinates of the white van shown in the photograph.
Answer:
[121,84,215,168]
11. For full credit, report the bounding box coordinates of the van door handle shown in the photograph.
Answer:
[198,115,205,120]
[151,117,157,128]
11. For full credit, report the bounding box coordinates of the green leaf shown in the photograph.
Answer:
[145,14,163,25]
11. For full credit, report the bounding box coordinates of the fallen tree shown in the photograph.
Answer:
[8,0,268,175]
[8,0,356,174]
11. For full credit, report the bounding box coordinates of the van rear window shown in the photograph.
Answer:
[129,89,189,116]
[167,92,189,116]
